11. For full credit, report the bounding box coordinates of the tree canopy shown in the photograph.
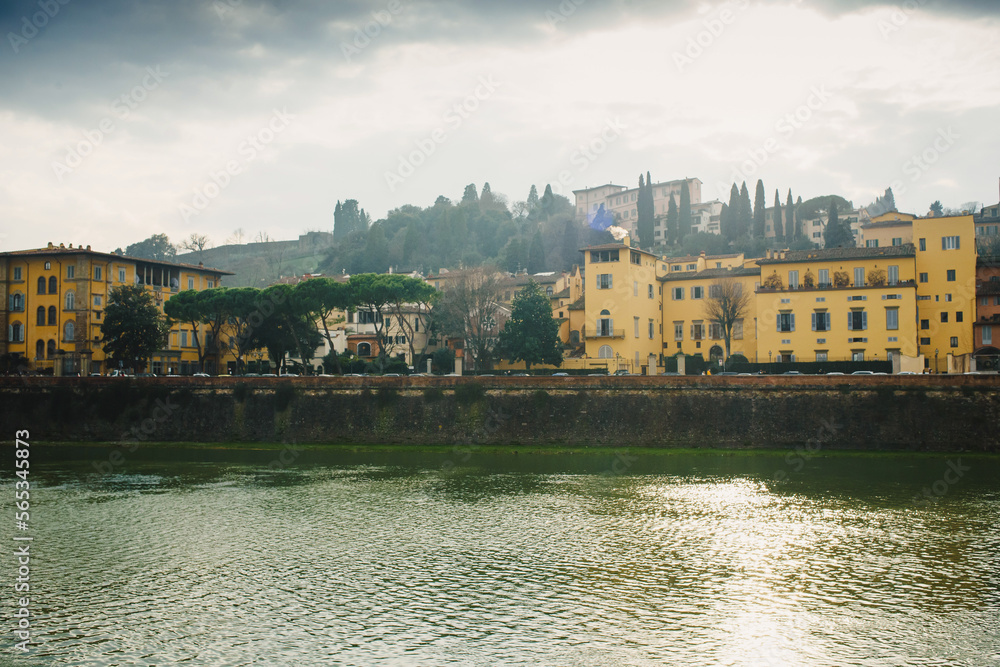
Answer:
[498,280,562,371]
[101,284,170,372]
[125,234,176,261]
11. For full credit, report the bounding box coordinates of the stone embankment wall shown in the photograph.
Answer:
[1,375,998,451]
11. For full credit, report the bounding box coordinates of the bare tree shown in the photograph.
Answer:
[704,277,751,363]
[179,233,211,256]
[226,228,246,245]
[432,268,506,372]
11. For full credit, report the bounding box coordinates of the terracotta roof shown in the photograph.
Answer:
[756,245,915,265]
[551,287,570,299]
[657,266,760,282]
[567,296,586,310]
[1,246,234,275]
[664,253,741,263]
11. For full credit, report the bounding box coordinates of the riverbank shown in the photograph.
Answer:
[2,375,998,451]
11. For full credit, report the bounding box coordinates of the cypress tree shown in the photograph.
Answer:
[785,190,795,242]
[772,190,783,242]
[528,230,546,273]
[739,181,752,238]
[527,185,539,210]
[726,184,740,241]
[679,183,693,239]
[637,173,655,250]
[461,183,479,205]
[666,194,679,246]
[753,179,766,239]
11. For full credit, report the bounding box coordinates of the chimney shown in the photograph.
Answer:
[86,245,91,251]
[623,235,630,247]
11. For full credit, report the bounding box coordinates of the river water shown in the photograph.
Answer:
[3,446,999,666]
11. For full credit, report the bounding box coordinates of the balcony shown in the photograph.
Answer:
[586,329,625,339]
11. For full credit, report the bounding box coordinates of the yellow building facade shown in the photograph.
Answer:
[755,246,919,364]
[1,244,232,375]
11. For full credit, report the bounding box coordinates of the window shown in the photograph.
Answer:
[633,281,638,297]
[886,308,899,331]
[8,322,24,343]
[46,339,55,358]
[891,237,902,246]
[888,266,899,285]
[597,274,612,289]
[48,306,56,325]
[597,310,613,337]
[812,312,831,332]
[119,268,127,282]
[13,267,21,280]
[648,319,654,339]
[818,269,830,287]
[546,286,554,296]
[648,284,654,299]
[946,269,956,281]
[65,291,75,310]
[950,336,958,348]
[48,276,57,293]
[94,295,102,307]
[686,263,697,271]
[44,262,50,270]
[847,311,867,331]
[358,310,382,324]
[9,293,24,312]
[942,236,960,250]
[777,313,795,332]
[94,266,102,281]
[36,306,45,326]
[919,238,926,251]
[733,319,744,340]
[919,273,928,283]
[921,319,929,330]
[674,322,684,341]
[691,321,704,340]
[788,271,799,289]
[634,317,640,338]
[672,287,684,300]
[207,281,214,288]
[188,278,194,290]
[64,321,75,341]
[984,326,993,345]
[940,312,948,323]
[956,312,963,322]
[854,267,864,287]
[709,322,722,340]
[37,277,46,294]
[815,351,828,362]
[920,337,931,345]
[866,240,879,248]
[181,331,188,348]
[852,351,865,362]
[691,286,704,299]
[598,344,613,359]
[357,342,372,357]
[945,294,952,302]
[630,252,641,266]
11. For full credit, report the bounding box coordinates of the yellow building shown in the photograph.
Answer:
[660,262,761,364]
[858,219,914,249]
[755,246,919,364]
[1,243,232,375]
[912,214,977,370]
[582,237,664,373]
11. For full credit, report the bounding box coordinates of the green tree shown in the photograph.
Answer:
[498,280,562,371]
[101,284,170,373]
[824,200,853,248]
[679,183,693,239]
[666,194,679,246]
[725,184,740,241]
[785,190,796,242]
[739,181,752,238]
[527,185,539,211]
[930,200,944,217]
[383,276,438,371]
[461,183,479,205]
[125,234,176,261]
[528,230,546,273]
[247,284,323,374]
[292,277,353,374]
[163,288,228,372]
[753,179,766,239]
[772,190,783,242]
[636,172,655,250]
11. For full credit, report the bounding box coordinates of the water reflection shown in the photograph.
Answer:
[4,449,999,666]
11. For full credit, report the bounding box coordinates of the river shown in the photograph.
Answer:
[4,446,999,666]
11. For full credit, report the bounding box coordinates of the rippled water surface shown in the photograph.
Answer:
[3,446,999,666]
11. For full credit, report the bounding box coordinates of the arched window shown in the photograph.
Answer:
[64,320,75,342]
[48,306,57,325]
[8,322,23,343]
[597,309,613,337]
[46,339,56,358]
[598,344,613,359]
[35,340,44,360]
[357,342,372,357]
[36,306,45,326]
[9,292,24,311]
[546,286,554,296]
[37,277,46,294]
[65,291,75,310]
[48,276,57,294]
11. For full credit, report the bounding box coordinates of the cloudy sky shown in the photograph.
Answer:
[2,0,998,253]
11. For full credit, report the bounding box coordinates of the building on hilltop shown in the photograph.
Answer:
[573,178,703,238]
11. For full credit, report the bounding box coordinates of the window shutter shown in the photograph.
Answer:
[776,314,781,331]
[847,314,853,331]
[811,313,817,331]
[824,313,831,330]
[790,314,795,331]
[862,311,867,330]
[942,237,946,250]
